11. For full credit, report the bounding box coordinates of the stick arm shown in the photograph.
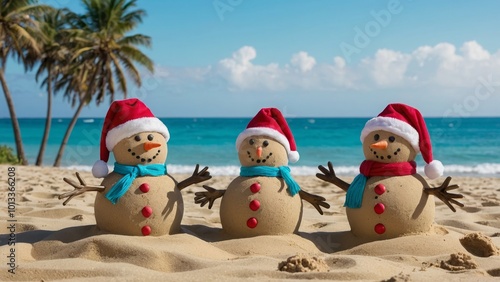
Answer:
[177,164,212,190]
[58,172,105,205]
[316,161,350,192]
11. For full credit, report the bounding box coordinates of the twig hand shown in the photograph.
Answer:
[177,164,212,190]
[316,161,350,192]
[424,176,464,212]
[58,172,105,205]
[299,190,330,215]
[194,185,225,209]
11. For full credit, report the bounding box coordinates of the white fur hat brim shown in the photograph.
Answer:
[105,117,170,151]
[360,117,420,152]
[236,127,300,163]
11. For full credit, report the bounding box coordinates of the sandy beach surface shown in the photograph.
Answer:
[1,165,499,281]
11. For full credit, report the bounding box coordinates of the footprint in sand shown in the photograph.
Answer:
[475,220,500,229]
[482,200,500,207]
[462,206,481,213]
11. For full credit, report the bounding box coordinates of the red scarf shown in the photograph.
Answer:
[345,160,417,208]
[359,160,417,177]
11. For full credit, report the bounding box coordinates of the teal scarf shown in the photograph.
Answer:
[344,174,368,209]
[344,160,417,208]
[240,166,301,196]
[106,162,167,204]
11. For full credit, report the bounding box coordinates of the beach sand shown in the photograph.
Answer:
[1,165,499,281]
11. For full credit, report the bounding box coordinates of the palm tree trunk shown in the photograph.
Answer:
[36,68,53,166]
[53,99,85,167]
[0,67,28,165]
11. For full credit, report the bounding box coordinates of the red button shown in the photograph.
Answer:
[247,217,258,228]
[249,200,260,211]
[374,184,386,195]
[374,203,385,214]
[139,183,150,193]
[250,183,261,193]
[374,223,385,234]
[142,206,153,218]
[141,225,151,236]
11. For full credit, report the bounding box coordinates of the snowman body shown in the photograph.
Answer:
[95,173,183,236]
[220,176,302,238]
[347,174,435,240]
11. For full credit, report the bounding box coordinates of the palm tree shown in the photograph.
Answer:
[34,9,68,166]
[53,0,154,167]
[0,0,52,165]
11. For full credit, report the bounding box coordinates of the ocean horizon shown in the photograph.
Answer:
[1,117,499,177]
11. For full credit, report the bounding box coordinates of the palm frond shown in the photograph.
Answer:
[118,45,154,72]
[109,52,127,93]
[117,34,151,48]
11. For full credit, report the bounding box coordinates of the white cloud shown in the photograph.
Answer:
[290,51,316,72]
[217,46,285,91]
[155,41,500,95]
[361,49,411,87]
[461,41,490,60]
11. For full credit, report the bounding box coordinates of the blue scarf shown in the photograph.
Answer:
[105,162,167,204]
[344,174,368,209]
[240,166,301,196]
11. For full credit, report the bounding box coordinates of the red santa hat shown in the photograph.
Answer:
[92,98,170,178]
[236,108,299,163]
[360,103,444,179]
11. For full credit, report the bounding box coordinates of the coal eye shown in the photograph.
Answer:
[374,134,380,141]
[147,134,154,141]
[249,139,255,145]
[263,140,269,147]
[388,136,395,143]
[134,135,141,142]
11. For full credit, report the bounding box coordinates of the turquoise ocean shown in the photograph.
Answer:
[1,117,499,176]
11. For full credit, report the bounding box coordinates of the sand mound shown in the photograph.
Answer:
[382,272,411,282]
[439,252,478,271]
[459,232,500,257]
[278,254,329,272]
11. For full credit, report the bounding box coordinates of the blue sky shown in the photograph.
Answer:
[2,0,500,118]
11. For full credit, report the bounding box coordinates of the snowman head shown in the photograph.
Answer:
[236,108,300,166]
[113,131,168,165]
[360,103,444,179]
[362,130,417,163]
[92,99,170,178]
[238,135,289,167]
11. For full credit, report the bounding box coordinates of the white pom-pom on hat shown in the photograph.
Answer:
[288,151,300,163]
[424,159,444,180]
[92,160,109,178]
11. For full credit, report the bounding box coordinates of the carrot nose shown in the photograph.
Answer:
[370,140,388,150]
[256,147,263,158]
[144,142,161,151]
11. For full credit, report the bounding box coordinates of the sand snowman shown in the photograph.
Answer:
[195,108,329,238]
[59,98,211,236]
[317,103,464,240]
